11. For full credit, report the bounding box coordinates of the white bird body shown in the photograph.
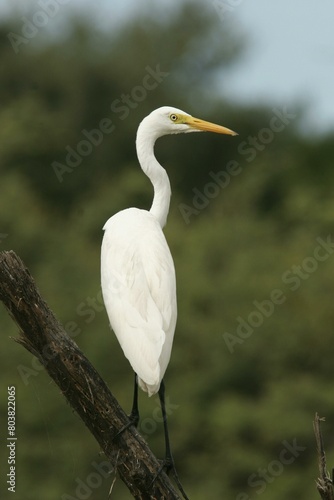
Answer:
[101,106,236,397]
[101,207,176,396]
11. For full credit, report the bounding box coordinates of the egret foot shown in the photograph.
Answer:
[112,411,139,442]
[151,455,189,500]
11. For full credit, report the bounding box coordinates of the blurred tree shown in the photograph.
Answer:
[0,2,243,214]
[1,1,334,499]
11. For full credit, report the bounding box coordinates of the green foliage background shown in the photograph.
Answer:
[1,2,334,499]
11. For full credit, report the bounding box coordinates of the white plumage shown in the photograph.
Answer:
[101,208,176,396]
[101,106,236,396]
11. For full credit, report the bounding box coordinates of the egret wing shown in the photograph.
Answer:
[101,209,176,392]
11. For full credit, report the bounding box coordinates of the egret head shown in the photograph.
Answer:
[139,106,237,141]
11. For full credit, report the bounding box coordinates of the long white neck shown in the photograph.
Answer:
[136,127,171,228]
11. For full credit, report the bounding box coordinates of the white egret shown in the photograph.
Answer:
[101,106,237,495]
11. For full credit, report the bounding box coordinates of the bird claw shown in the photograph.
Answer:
[112,413,139,442]
[151,457,189,500]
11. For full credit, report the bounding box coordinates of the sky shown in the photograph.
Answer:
[2,0,334,134]
[221,0,334,135]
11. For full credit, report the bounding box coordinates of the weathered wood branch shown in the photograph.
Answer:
[0,250,181,499]
[314,413,334,500]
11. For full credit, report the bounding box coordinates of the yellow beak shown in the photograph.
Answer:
[185,116,238,136]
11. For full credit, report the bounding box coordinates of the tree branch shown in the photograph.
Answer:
[0,250,181,499]
[314,413,334,500]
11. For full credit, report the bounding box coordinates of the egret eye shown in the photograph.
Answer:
[170,114,178,122]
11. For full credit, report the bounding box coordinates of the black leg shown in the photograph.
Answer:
[113,372,139,441]
[158,379,189,500]
[129,372,139,427]
[158,379,173,471]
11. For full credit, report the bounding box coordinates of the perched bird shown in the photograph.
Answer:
[101,106,237,495]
